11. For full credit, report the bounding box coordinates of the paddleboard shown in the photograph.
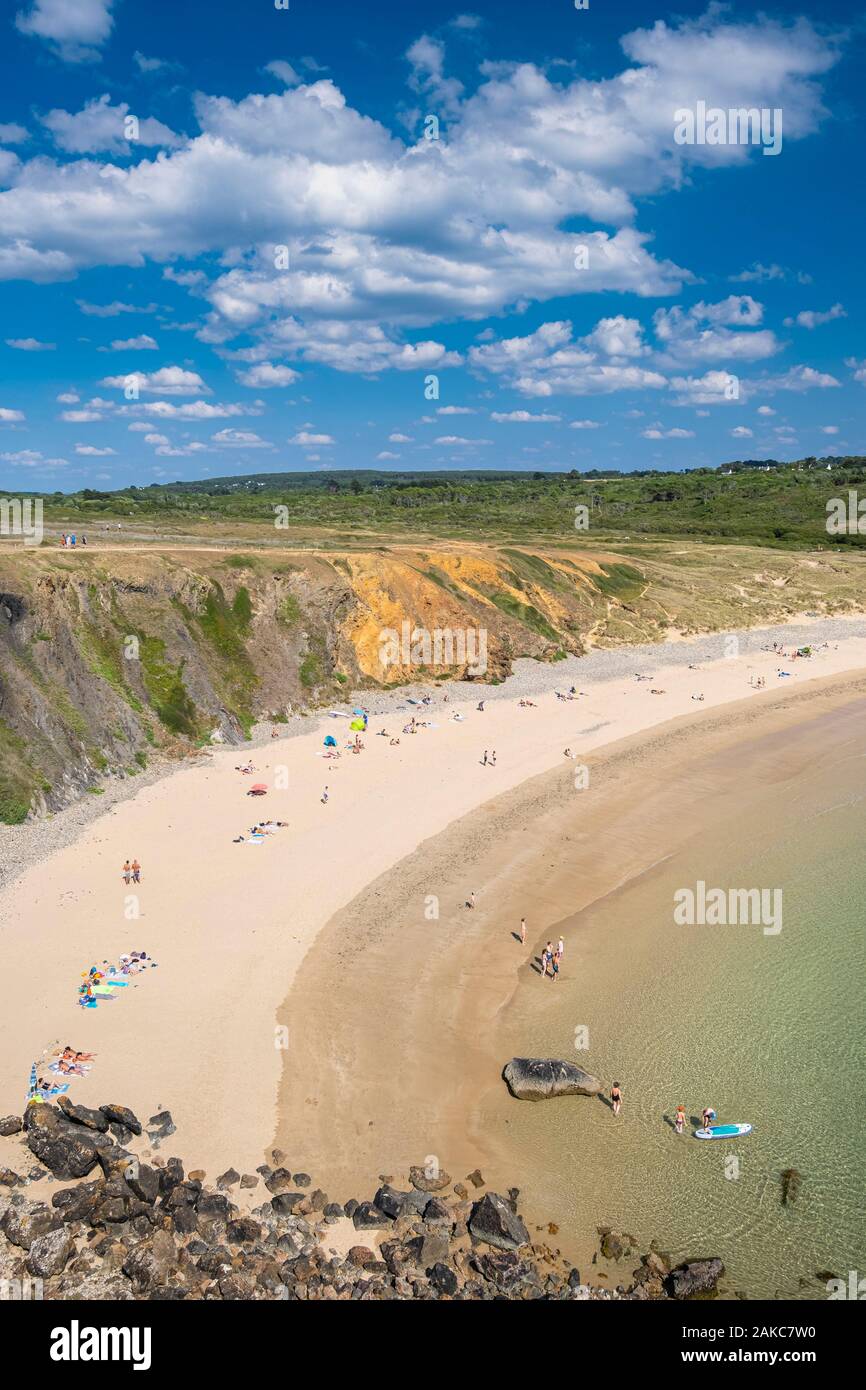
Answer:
[694,1123,752,1139]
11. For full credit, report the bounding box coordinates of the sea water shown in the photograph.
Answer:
[490,701,866,1299]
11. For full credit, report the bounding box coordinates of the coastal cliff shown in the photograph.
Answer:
[1,541,862,821]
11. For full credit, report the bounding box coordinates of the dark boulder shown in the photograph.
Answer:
[429,1262,459,1296]
[0,1115,22,1137]
[99,1104,142,1136]
[147,1110,176,1143]
[25,1105,100,1179]
[475,1249,531,1290]
[469,1193,530,1251]
[2,1201,63,1249]
[123,1229,178,1293]
[227,1217,261,1244]
[666,1258,725,1300]
[52,1180,105,1224]
[57,1097,110,1132]
[159,1157,184,1193]
[197,1192,233,1220]
[27,1227,74,1277]
[271,1192,307,1216]
[265,1167,294,1195]
[373,1185,412,1219]
[503,1058,602,1101]
[126,1163,161,1206]
[352,1202,392,1230]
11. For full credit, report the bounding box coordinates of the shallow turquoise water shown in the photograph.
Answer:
[489,709,866,1299]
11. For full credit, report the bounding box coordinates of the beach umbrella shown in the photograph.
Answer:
[249,783,268,795]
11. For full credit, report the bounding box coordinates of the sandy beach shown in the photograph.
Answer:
[2,615,866,1193]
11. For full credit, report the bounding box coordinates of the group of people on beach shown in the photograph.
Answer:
[59,533,86,547]
[121,859,141,884]
[540,936,565,980]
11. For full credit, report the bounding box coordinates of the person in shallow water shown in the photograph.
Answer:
[610,1082,623,1116]
[675,1104,686,1134]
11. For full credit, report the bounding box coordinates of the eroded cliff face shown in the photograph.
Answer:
[0,542,861,821]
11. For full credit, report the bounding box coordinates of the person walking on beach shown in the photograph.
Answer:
[541,941,553,977]
[490,750,497,766]
[557,936,564,960]
[551,952,560,982]
[610,1082,623,1116]
[122,860,132,885]
[131,859,141,884]
[468,891,476,910]
[321,785,329,805]
[675,1105,686,1135]
[519,917,526,945]
[482,750,488,766]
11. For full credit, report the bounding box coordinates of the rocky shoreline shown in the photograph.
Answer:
[0,1098,725,1301]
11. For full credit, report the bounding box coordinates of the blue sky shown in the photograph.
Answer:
[0,0,864,491]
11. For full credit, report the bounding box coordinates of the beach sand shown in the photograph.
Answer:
[2,618,866,1192]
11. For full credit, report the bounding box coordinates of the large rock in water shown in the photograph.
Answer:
[666,1258,725,1300]
[503,1058,602,1101]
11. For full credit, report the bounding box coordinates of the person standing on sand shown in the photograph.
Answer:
[468,891,476,910]
[551,952,560,982]
[557,936,564,959]
[321,786,329,804]
[542,941,553,977]
[490,750,497,766]
[482,750,488,766]
[675,1105,686,1135]
[611,1082,623,1116]
[520,918,526,945]
[122,860,132,885]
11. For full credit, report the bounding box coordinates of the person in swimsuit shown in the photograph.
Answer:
[611,1082,623,1116]
[675,1105,686,1134]
[122,860,132,884]
[702,1107,716,1130]
[519,917,526,945]
[131,859,141,884]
